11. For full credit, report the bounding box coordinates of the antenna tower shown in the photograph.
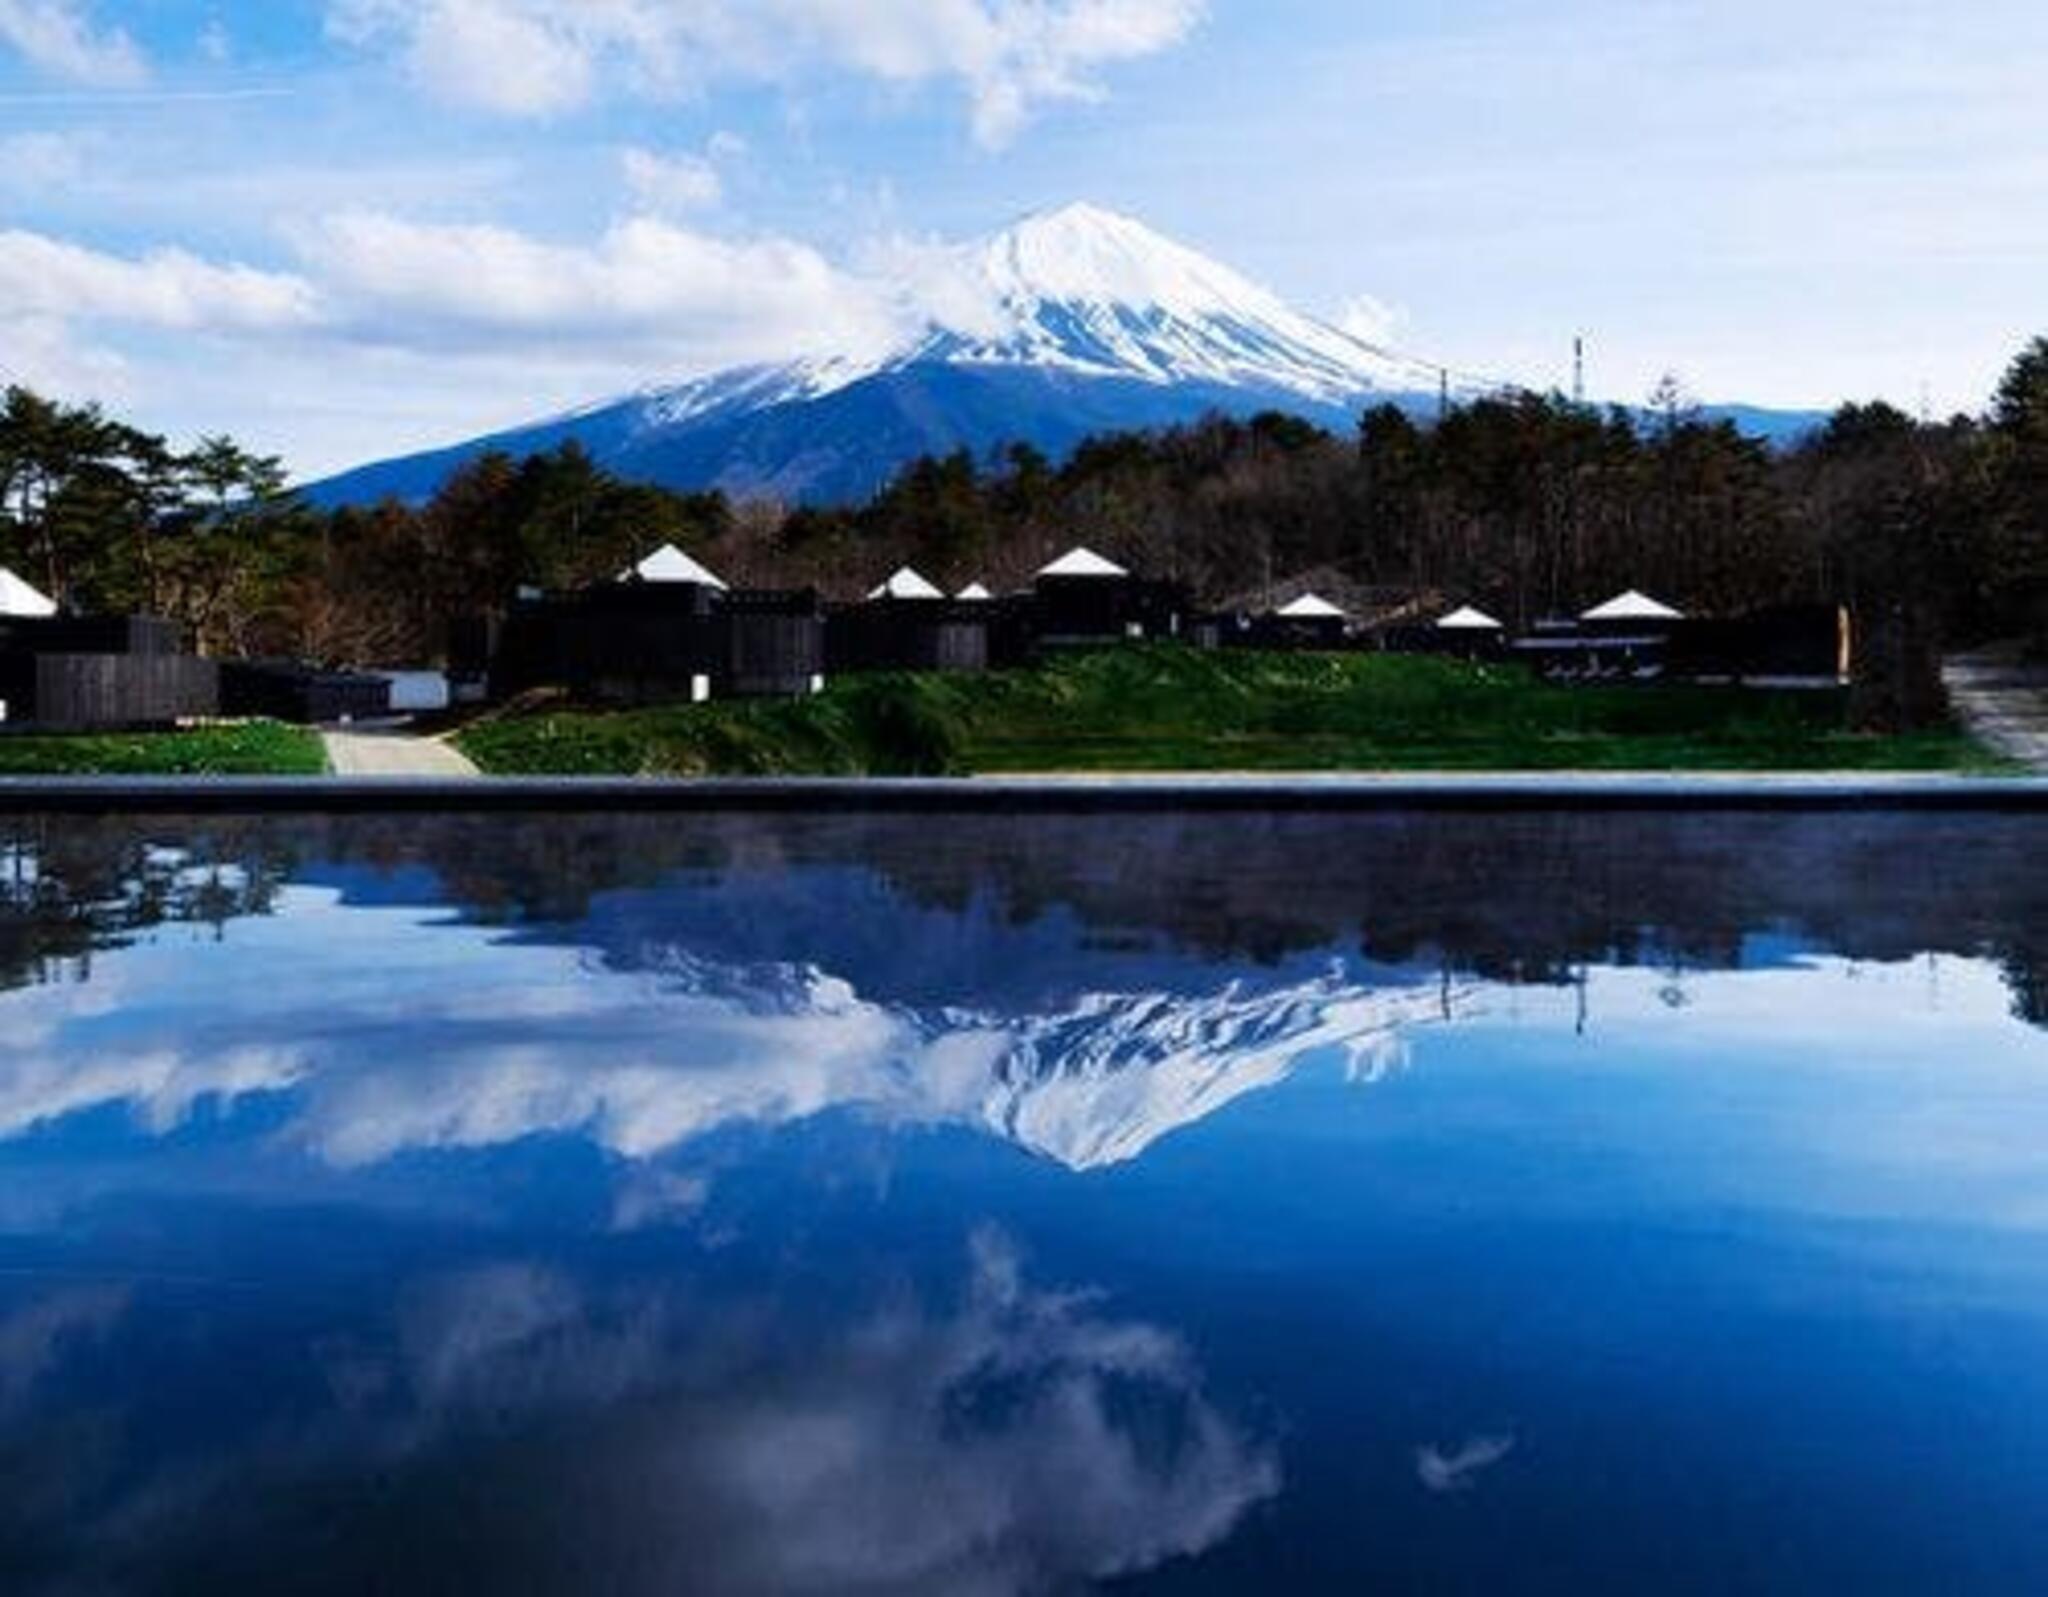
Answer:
[1573,335,1587,408]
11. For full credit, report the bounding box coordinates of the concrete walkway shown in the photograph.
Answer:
[322,727,480,778]
[1944,646,2048,773]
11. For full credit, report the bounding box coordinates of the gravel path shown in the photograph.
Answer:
[322,728,481,778]
[1944,647,2048,773]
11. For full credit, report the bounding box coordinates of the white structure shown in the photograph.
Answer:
[1582,590,1683,623]
[956,582,994,601]
[623,544,728,589]
[1277,593,1345,619]
[0,564,57,618]
[1437,605,1504,632]
[375,671,452,714]
[868,567,946,601]
[1038,546,1129,580]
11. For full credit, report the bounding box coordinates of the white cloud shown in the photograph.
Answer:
[621,145,722,213]
[0,311,131,398]
[0,0,145,86]
[325,0,1204,146]
[297,210,903,367]
[0,227,321,331]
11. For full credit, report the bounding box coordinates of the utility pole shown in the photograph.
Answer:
[1438,366,1450,422]
[1573,335,1587,409]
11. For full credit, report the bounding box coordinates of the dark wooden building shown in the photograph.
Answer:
[485,555,826,705]
[828,570,990,674]
[0,651,218,731]
[491,581,724,704]
[720,589,828,698]
[1664,605,1852,686]
[1251,594,1350,651]
[219,661,394,724]
[1030,547,1190,649]
[0,613,219,731]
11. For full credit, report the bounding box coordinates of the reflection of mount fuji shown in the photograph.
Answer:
[0,827,1477,1174]
[639,942,1458,1170]
[0,806,2040,1181]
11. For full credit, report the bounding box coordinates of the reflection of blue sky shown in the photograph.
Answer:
[2,845,2048,1591]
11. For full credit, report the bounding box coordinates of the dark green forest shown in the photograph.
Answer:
[3,339,2044,727]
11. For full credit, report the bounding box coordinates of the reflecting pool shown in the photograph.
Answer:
[0,807,2043,1594]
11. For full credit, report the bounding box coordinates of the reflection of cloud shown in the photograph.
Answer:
[0,1041,304,1142]
[1416,1434,1516,1494]
[0,1285,129,1411]
[610,1167,710,1232]
[0,893,1454,1176]
[70,1234,1275,1595]
[397,1231,1277,1594]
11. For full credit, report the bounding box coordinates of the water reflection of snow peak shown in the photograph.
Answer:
[0,887,1460,1174]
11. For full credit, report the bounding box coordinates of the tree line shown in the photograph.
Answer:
[3,340,2044,725]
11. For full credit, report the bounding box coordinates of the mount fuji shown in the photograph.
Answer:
[304,204,1473,508]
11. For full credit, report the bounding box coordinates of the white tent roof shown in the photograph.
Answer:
[956,582,994,601]
[868,566,946,601]
[622,544,728,589]
[1582,589,1683,622]
[0,564,56,618]
[1437,605,1504,631]
[1037,546,1128,580]
[1277,593,1345,620]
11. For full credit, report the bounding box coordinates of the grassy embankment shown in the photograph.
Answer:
[0,721,327,776]
[457,648,2008,777]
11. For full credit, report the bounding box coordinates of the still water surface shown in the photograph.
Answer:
[0,808,2043,1594]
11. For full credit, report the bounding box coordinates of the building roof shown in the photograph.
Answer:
[956,582,994,601]
[1582,589,1683,622]
[623,544,728,589]
[1277,593,1346,620]
[867,566,946,601]
[1037,546,1129,580]
[1436,605,1504,631]
[0,564,56,618]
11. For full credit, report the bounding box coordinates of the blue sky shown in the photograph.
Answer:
[1,0,2044,479]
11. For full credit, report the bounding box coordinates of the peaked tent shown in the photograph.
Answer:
[1277,593,1346,619]
[1037,547,1129,580]
[1437,605,1504,631]
[956,582,994,601]
[867,567,946,601]
[0,564,57,619]
[623,544,729,589]
[1582,590,1683,623]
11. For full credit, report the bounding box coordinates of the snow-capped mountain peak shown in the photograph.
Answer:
[631,203,1446,431]
[896,202,1445,401]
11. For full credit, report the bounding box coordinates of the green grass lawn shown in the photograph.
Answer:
[0,720,328,776]
[457,648,2010,777]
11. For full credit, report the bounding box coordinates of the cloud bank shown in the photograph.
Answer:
[326,0,1204,145]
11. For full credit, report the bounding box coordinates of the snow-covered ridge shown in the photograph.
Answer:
[626,202,1449,432]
